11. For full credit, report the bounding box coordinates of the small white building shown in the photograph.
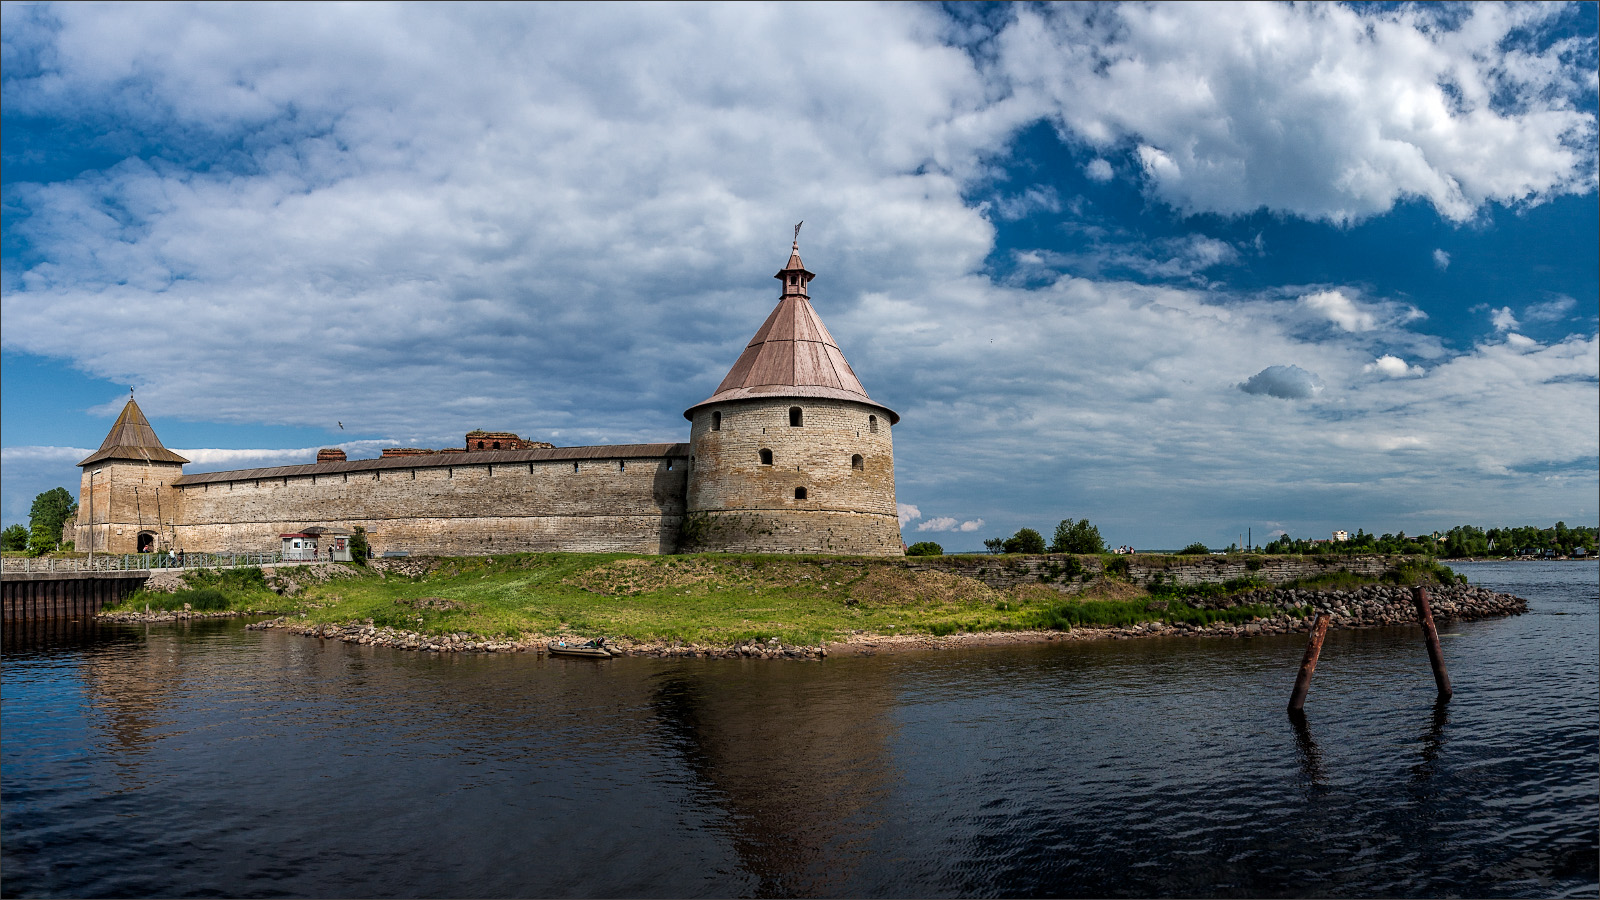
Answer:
[280,526,353,562]
[1332,530,1350,542]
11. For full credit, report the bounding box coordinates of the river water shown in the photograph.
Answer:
[3,561,1595,898]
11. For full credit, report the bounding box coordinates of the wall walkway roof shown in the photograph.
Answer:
[171,442,690,486]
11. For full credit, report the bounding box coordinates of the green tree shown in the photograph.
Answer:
[983,537,1006,554]
[1050,518,1105,554]
[350,526,371,565]
[2,524,29,552]
[906,541,943,557]
[28,487,78,555]
[1178,542,1209,555]
[1003,528,1047,555]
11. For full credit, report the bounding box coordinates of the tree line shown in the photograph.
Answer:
[907,519,1107,557]
[1265,523,1596,558]
[906,517,1596,559]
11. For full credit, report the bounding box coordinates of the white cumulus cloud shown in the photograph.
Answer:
[1363,355,1425,378]
[1433,249,1451,271]
[1300,290,1378,332]
[997,2,1597,223]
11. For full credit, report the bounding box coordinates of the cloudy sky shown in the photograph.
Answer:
[3,1,1596,550]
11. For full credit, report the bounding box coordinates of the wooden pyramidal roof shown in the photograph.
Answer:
[78,398,190,467]
[685,239,898,423]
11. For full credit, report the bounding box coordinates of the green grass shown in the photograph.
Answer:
[99,552,1397,645]
[118,566,282,612]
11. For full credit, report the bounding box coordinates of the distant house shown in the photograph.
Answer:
[1332,530,1349,542]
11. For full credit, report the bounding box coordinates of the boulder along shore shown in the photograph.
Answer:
[169,581,1532,658]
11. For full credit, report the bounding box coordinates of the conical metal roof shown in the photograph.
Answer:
[78,398,190,467]
[684,247,897,423]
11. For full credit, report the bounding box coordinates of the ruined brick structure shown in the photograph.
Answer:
[72,241,904,557]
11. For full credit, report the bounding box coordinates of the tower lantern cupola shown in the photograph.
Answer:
[776,221,814,298]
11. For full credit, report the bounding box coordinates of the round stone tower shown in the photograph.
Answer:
[683,236,902,555]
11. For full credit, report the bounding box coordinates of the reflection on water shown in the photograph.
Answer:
[1287,710,1324,786]
[2,562,1596,898]
[649,666,897,897]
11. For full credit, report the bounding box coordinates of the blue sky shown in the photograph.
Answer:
[3,1,1596,550]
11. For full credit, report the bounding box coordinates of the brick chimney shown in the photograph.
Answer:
[317,448,348,463]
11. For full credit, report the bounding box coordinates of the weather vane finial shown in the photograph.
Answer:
[793,220,802,246]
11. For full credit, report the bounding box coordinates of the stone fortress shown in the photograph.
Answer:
[72,238,905,558]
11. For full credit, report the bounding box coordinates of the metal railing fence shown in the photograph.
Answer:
[1,552,309,574]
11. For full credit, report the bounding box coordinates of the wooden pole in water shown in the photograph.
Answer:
[1411,586,1453,700]
[1288,613,1331,713]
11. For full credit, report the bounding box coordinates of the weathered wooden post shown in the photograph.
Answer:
[1288,613,1332,713]
[1411,586,1452,700]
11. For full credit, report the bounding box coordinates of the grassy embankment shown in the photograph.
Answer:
[104,553,1458,646]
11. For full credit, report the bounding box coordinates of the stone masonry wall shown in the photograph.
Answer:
[687,397,900,555]
[172,456,687,555]
[905,553,1396,595]
[73,461,183,555]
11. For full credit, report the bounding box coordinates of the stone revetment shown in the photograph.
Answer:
[71,238,904,558]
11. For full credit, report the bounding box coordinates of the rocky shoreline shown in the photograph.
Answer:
[137,581,1527,659]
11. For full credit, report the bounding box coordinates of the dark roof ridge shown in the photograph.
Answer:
[172,442,690,486]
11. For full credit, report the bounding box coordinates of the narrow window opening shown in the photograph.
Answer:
[789,407,803,427]
[477,441,485,449]
[667,459,674,471]
[852,454,864,471]
[493,441,501,450]
[573,462,579,473]
[759,448,773,465]
[375,471,381,481]
[448,468,454,479]
[488,465,494,476]
[411,470,416,480]
[619,460,625,472]
[711,411,721,431]
[794,487,808,500]
[529,463,535,474]
[869,415,878,434]
[343,473,349,483]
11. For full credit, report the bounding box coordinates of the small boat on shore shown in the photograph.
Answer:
[548,640,615,659]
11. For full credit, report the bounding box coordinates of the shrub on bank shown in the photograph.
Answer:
[117,566,278,613]
[906,542,944,557]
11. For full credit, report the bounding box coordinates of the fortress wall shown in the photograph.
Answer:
[688,398,896,516]
[74,461,183,554]
[688,509,904,555]
[904,553,1397,594]
[172,456,687,555]
[686,398,902,554]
